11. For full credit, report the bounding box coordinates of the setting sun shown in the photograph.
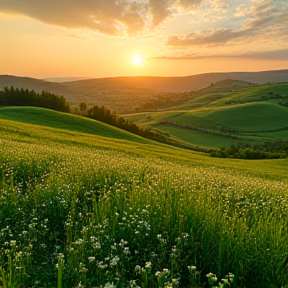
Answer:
[132,54,143,66]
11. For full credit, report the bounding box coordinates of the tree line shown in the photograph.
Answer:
[0,86,70,112]
[86,104,203,150]
[0,87,203,151]
[210,140,288,159]
[1,86,287,158]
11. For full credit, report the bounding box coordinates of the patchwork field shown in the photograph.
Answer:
[125,83,288,148]
[0,107,288,288]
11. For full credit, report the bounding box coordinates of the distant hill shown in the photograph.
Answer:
[0,69,287,113]
[0,106,147,143]
[136,79,257,111]
[43,77,91,82]
[102,69,288,92]
[125,82,288,148]
[0,75,156,113]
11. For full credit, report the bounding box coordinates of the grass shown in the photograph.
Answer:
[172,83,288,110]
[155,124,240,148]
[203,102,288,131]
[0,107,148,143]
[1,107,288,288]
[125,84,288,148]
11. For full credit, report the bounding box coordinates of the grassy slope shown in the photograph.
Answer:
[0,106,287,177]
[0,107,148,143]
[1,71,288,113]
[1,105,288,288]
[203,102,288,131]
[126,83,288,148]
[169,82,288,110]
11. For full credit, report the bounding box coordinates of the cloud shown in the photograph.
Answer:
[151,48,288,61]
[238,49,288,61]
[173,0,203,12]
[167,0,288,48]
[166,28,249,47]
[0,0,203,36]
[58,29,94,40]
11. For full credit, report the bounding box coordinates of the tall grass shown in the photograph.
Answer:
[0,119,288,288]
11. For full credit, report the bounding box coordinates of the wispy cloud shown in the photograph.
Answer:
[57,29,94,40]
[151,48,288,61]
[166,28,248,47]
[166,0,288,48]
[0,0,203,36]
[1,0,287,65]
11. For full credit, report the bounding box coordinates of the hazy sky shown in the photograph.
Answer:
[1,0,288,78]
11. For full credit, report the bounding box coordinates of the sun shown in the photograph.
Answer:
[131,54,143,66]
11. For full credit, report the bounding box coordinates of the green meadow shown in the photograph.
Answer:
[1,107,288,288]
[125,83,288,148]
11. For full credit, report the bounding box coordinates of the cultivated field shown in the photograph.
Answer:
[125,83,288,148]
[0,108,288,288]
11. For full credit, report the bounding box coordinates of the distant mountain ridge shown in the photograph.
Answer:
[103,69,288,92]
[0,69,288,113]
[43,77,91,83]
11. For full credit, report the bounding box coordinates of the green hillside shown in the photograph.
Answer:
[2,71,288,113]
[168,82,288,111]
[0,107,148,143]
[204,102,288,131]
[1,107,288,288]
[125,83,288,148]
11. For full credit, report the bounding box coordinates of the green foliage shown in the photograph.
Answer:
[278,100,288,107]
[86,105,206,152]
[204,102,288,132]
[126,101,288,149]
[0,86,70,112]
[0,107,147,143]
[1,110,288,288]
[78,102,88,114]
[210,140,288,159]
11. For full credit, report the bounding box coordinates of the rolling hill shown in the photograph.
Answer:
[1,71,288,150]
[1,69,288,113]
[0,106,148,144]
[125,82,288,148]
[1,91,288,288]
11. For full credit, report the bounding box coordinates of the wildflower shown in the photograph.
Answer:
[104,282,115,288]
[110,256,120,266]
[188,265,197,272]
[93,242,101,249]
[129,280,141,288]
[98,261,107,269]
[206,273,217,285]
[182,233,189,238]
[219,278,230,288]
[172,278,179,285]
[58,253,64,259]
[124,247,130,255]
[79,263,88,273]
[145,261,152,269]
[135,265,141,274]
[225,272,234,283]
[88,256,95,263]
[163,268,169,274]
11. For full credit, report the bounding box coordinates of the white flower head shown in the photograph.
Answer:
[145,261,152,269]
[188,265,196,271]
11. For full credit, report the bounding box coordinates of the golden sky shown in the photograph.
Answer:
[1,0,288,78]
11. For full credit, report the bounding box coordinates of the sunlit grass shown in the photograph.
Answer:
[0,109,288,288]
